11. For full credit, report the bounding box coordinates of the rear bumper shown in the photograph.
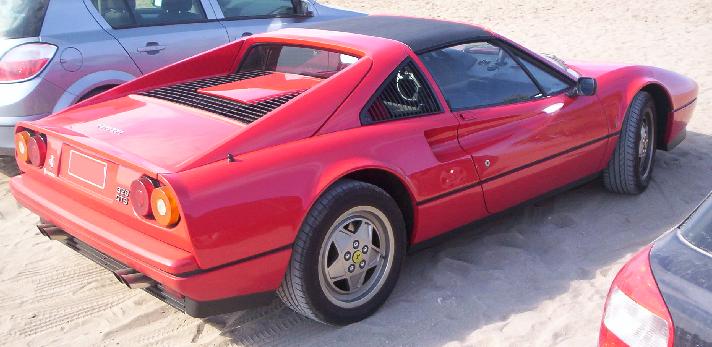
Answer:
[43,228,275,317]
[0,113,49,155]
[10,173,291,315]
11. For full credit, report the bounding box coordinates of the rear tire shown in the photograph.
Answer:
[603,91,657,194]
[277,179,406,325]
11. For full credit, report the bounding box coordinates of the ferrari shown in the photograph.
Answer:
[10,16,698,325]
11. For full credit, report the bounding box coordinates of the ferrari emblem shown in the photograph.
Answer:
[352,250,363,264]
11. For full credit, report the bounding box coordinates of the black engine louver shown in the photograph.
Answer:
[140,71,302,124]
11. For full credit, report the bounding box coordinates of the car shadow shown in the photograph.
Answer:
[201,131,712,346]
[0,156,20,178]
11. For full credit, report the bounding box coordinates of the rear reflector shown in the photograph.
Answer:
[0,43,57,83]
[151,186,180,227]
[131,177,156,217]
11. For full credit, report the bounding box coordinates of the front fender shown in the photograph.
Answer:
[592,64,697,149]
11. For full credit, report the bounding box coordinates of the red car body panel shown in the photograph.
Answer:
[10,18,698,312]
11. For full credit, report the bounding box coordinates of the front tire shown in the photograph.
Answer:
[603,91,657,194]
[277,179,406,325]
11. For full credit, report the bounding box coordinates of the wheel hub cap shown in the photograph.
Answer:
[639,121,649,159]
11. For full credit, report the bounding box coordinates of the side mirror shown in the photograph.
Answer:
[569,77,597,97]
[293,0,314,17]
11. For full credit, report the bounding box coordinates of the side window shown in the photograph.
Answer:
[517,58,571,95]
[216,0,295,18]
[419,42,542,110]
[362,62,441,123]
[91,0,207,28]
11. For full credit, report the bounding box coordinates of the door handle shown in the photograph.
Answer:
[137,42,166,55]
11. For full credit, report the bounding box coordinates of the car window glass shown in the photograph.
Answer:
[239,45,358,79]
[362,62,441,123]
[217,0,294,18]
[518,57,571,95]
[419,42,542,110]
[0,0,50,39]
[91,0,207,28]
[680,197,712,256]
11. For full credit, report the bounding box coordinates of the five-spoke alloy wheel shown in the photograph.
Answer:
[318,207,395,309]
[278,180,406,325]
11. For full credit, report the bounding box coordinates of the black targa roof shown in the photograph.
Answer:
[305,15,493,54]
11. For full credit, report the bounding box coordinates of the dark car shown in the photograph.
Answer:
[600,192,712,346]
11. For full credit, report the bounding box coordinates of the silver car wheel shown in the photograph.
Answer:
[318,206,395,309]
[638,110,655,180]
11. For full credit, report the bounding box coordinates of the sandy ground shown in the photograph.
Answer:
[1,1,711,346]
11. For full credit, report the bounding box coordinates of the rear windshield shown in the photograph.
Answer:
[238,45,359,79]
[680,194,712,255]
[0,0,50,39]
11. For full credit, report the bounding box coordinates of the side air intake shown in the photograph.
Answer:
[140,71,302,124]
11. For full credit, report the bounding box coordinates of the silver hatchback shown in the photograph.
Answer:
[0,0,361,155]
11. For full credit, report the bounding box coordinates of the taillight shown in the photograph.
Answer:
[0,43,57,83]
[150,186,180,227]
[599,246,673,347]
[15,130,47,167]
[27,135,47,167]
[130,177,156,217]
[14,131,31,162]
[130,177,180,227]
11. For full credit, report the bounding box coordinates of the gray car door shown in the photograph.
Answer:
[208,0,316,41]
[86,0,229,74]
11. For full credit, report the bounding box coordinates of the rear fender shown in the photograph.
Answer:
[165,132,416,270]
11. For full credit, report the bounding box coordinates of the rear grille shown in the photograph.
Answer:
[140,70,302,124]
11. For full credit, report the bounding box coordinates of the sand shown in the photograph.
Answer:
[1,0,711,346]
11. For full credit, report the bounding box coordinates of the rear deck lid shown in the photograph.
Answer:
[33,94,248,173]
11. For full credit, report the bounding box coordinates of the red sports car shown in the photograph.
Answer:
[10,16,697,325]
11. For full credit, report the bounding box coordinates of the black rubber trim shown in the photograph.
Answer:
[185,291,276,318]
[673,98,697,113]
[417,182,483,206]
[417,132,620,206]
[175,243,293,278]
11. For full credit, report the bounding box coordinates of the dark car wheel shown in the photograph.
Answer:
[603,91,657,194]
[277,179,406,325]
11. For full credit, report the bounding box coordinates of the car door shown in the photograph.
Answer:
[355,60,490,243]
[208,0,315,41]
[420,41,609,213]
[86,0,230,74]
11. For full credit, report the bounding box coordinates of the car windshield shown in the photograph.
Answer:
[0,0,50,39]
[238,45,360,79]
[680,193,712,255]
